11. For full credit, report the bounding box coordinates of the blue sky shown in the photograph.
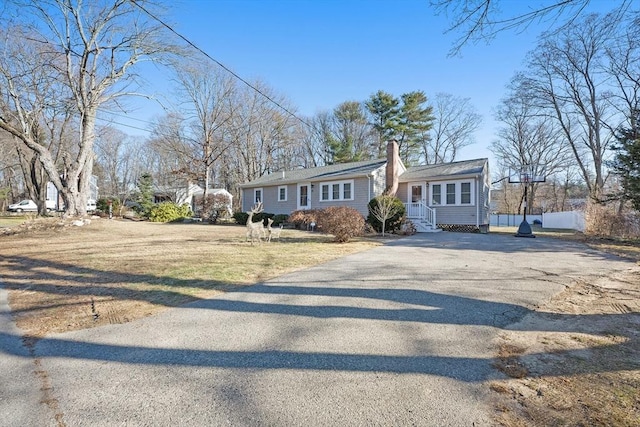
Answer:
[117,0,615,162]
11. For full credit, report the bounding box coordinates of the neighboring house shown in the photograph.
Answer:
[154,183,233,216]
[46,176,99,211]
[239,141,490,232]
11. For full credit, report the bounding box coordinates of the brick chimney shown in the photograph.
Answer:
[385,140,399,196]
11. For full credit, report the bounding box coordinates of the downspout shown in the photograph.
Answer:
[367,174,372,201]
[476,177,480,229]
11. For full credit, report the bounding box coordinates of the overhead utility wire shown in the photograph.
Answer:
[95,116,151,133]
[130,0,311,129]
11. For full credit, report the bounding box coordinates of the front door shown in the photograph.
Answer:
[407,182,426,218]
[297,183,310,210]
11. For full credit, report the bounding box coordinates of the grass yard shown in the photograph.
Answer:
[0,215,35,228]
[0,218,383,337]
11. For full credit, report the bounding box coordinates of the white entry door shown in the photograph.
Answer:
[297,183,310,210]
[407,182,426,218]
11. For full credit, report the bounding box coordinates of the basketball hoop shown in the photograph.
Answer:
[507,164,547,238]
[508,164,546,184]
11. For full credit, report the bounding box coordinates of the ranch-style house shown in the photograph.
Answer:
[239,141,491,232]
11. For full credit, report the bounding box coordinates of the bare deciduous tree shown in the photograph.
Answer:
[369,195,403,236]
[0,0,177,216]
[491,82,572,214]
[426,92,482,164]
[520,11,628,200]
[94,125,146,205]
[171,61,236,214]
[430,0,631,55]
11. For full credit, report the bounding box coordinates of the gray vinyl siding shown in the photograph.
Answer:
[396,183,408,203]
[371,168,386,197]
[242,179,374,217]
[433,205,479,225]
[398,176,489,227]
[313,177,372,216]
[242,185,295,215]
[275,184,298,214]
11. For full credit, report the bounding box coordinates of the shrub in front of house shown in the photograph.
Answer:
[97,198,121,214]
[149,202,192,223]
[289,209,321,229]
[233,211,275,226]
[317,206,365,243]
[366,195,405,234]
[273,214,288,226]
[233,211,249,225]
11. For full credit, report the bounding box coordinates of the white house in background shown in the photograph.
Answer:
[154,183,233,216]
[239,141,491,233]
[46,176,98,211]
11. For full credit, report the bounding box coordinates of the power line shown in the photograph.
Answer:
[95,116,151,133]
[130,0,311,129]
[98,109,157,126]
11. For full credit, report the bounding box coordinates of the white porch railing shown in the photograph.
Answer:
[405,202,436,227]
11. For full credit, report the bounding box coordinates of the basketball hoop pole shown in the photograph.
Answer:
[516,168,535,238]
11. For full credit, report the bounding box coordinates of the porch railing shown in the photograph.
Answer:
[405,202,436,226]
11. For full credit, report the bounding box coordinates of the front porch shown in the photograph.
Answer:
[404,202,440,233]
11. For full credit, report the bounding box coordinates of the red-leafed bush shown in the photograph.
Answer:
[317,206,365,242]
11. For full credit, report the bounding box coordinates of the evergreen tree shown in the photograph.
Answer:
[365,90,400,158]
[136,172,154,217]
[327,101,371,163]
[611,111,640,210]
[397,91,434,165]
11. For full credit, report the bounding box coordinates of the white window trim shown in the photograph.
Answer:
[429,180,475,206]
[319,179,355,202]
[253,188,263,203]
[278,185,287,202]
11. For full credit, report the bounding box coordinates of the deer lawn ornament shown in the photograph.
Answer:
[266,218,283,242]
[246,202,265,244]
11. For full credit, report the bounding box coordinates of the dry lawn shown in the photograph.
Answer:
[0,217,382,337]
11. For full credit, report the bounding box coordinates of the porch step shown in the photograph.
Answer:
[414,221,441,233]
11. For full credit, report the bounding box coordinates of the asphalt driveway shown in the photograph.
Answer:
[2,232,634,426]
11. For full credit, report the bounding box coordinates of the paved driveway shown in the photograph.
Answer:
[2,232,634,426]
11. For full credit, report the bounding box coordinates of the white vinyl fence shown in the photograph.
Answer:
[541,211,585,231]
[491,211,585,231]
[491,214,542,227]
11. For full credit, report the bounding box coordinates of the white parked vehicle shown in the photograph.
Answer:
[8,199,38,212]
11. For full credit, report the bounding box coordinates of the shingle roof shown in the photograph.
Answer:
[239,158,387,187]
[240,157,488,188]
[398,158,487,182]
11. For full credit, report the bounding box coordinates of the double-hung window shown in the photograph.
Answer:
[278,186,287,202]
[446,184,456,205]
[430,181,474,206]
[432,184,441,205]
[320,180,354,202]
[461,183,471,204]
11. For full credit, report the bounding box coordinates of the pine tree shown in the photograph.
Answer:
[136,173,154,217]
[397,91,434,166]
[365,91,400,158]
[611,111,640,210]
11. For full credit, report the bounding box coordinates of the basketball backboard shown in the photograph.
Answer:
[508,164,546,184]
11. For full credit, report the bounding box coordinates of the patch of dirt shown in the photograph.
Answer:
[491,269,640,426]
